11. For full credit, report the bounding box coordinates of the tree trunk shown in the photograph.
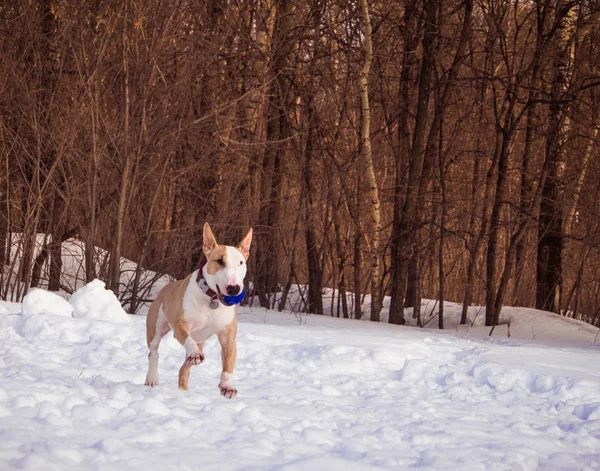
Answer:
[389,0,438,325]
[389,0,417,325]
[254,0,291,309]
[485,127,513,326]
[564,124,598,236]
[536,4,573,313]
[85,86,99,283]
[405,252,419,314]
[412,0,472,322]
[48,172,65,291]
[513,5,548,306]
[359,0,382,322]
[354,169,362,320]
[513,101,538,306]
[438,106,446,330]
[333,204,349,319]
[0,154,8,268]
[460,91,486,324]
[108,3,132,296]
[303,0,324,315]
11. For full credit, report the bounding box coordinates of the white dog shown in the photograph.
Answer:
[145,222,252,398]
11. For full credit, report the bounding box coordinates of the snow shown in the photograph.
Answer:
[21,288,73,318]
[273,286,600,343]
[69,280,130,323]
[412,301,600,344]
[1,294,600,470]
[4,236,170,306]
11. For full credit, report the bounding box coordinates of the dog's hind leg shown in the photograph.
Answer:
[174,319,204,391]
[178,361,191,391]
[145,306,170,387]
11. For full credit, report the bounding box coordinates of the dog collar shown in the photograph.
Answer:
[196,260,221,309]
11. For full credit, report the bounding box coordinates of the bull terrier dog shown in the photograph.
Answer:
[145,222,252,399]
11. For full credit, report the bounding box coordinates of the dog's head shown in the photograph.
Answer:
[202,222,252,299]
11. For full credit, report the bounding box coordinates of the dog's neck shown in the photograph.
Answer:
[196,259,218,296]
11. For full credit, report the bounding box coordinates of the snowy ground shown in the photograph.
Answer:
[1,284,600,470]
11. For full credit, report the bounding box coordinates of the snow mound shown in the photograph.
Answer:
[69,279,130,322]
[22,288,73,317]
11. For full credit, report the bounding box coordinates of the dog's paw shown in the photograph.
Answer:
[185,352,205,365]
[144,371,158,388]
[145,375,159,387]
[219,386,237,399]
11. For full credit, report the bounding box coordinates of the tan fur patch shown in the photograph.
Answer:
[206,245,228,275]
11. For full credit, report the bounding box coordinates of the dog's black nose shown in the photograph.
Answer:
[226,285,240,296]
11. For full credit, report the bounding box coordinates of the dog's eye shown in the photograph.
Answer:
[217,258,225,266]
[239,261,243,265]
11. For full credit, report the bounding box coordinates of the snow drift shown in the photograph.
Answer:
[22,288,73,318]
[70,279,130,323]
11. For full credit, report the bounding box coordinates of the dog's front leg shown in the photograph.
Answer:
[217,323,237,399]
[174,319,205,364]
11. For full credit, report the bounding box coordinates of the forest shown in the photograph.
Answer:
[1,0,599,328]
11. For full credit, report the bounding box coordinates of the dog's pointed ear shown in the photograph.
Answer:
[237,228,252,260]
[203,222,218,256]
